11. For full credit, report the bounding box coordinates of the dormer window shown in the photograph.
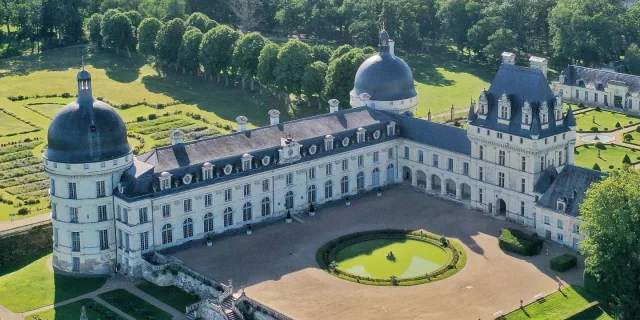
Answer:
[554,96,563,124]
[478,91,488,116]
[202,162,213,180]
[521,101,532,130]
[242,154,253,171]
[325,135,334,151]
[557,198,566,212]
[497,93,511,122]
[357,128,366,143]
[387,122,396,136]
[160,172,172,190]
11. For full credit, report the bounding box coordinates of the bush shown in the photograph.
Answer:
[498,228,543,256]
[609,165,614,169]
[624,133,633,141]
[550,254,577,272]
[148,114,157,120]
[590,127,599,132]
[623,154,632,164]
[636,126,640,133]
[595,106,601,111]
[595,142,605,149]
[61,92,72,98]
[17,207,29,215]
[136,116,146,122]
[615,122,621,128]
[453,120,461,127]
[592,163,601,171]
[578,103,586,109]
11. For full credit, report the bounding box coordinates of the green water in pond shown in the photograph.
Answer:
[334,239,449,279]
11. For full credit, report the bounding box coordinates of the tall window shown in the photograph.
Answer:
[243,202,253,222]
[479,146,484,160]
[52,203,57,219]
[558,151,563,166]
[262,179,269,192]
[261,197,271,216]
[521,156,526,171]
[308,185,317,203]
[558,219,564,229]
[184,199,192,212]
[285,191,294,210]
[161,177,170,190]
[325,180,333,198]
[372,168,380,186]
[501,105,508,119]
[521,178,526,193]
[70,207,78,223]
[71,232,80,251]
[388,148,394,160]
[224,188,232,202]
[404,146,410,159]
[308,167,316,180]
[125,233,130,252]
[140,231,149,251]
[123,208,129,224]
[342,159,349,171]
[223,207,234,227]
[479,167,484,181]
[432,154,439,167]
[162,204,171,218]
[373,151,379,163]
[463,162,469,176]
[498,172,505,187]
[326,163,333,176]
[286,173,293,186]
[478,188,483,203]
[96,181,106,197]
[357,172,365,192]
[520,201,525,216]
[341,176,349,194]
[204,212,214,232]
[204,194,212,207]
[540,156,545,171]
[50,179,56,196]
[418,151,424,163]
[68,182,77,199]
[183,218,194,238]
[242,158,251,171]
[99,230,109,250]
[54,228,58,247]
[244,183,251,197]
[162,224,172,244]
[98,205,108,222]
[358,155,364,167]
[72,257,80,271]
[448,158,454,171]
[139,207,148,223]
[386,164,394,182]
[499,150,506,166]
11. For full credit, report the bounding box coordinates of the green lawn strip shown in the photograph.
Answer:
[98,289,172,320]
[0,254,107,312]
[575,110,640,132]
[500,286,612,320]
[27,298,126,320]
[575,144,640,172]
[135,280,200,312]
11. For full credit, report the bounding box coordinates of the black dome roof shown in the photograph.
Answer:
[46,69,130,163]
[350,31,417,102]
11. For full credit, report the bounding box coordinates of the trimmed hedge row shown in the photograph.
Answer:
[551,254,578,272]
[498,228,543,256]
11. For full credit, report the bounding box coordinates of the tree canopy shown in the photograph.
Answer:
[186,12,210,32]
[324,48,367,108]
[274,39,313,95]
[178,28,204,71]
[137,17,163,56]
[155,17,186,64]
[303,61,328,103]
[199,25,241,78]
[233,32,268,80]
[257,42,280,88]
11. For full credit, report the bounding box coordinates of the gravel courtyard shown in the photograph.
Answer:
[172,186,585,320]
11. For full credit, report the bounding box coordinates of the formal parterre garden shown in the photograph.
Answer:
[575,109,640,132]
[316,229,466,286]
[574,144,640,172]
[28,298,126,320]
[98,289,172,320]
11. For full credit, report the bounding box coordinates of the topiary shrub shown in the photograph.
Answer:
[590,127,599,132]
[453,120,461,127]
[592,163,601,171]
[498,228,543,256]
[636,126,640,133]
[624,133,633,141]
[578,103,586,109]
[595,142,605,149]
[148,114,157,120]
[550,254,577,272]
[623,154,632,164]
[595,106,601,111]
[616,122,621,128]
[609,165,614,169]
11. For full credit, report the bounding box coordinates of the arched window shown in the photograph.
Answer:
[203,212,214,233]
[285,191,294,210]
[162,223,172,244]
[372,168,380,186]
[325,180,333,199]
[341,176,349,194]
[261,197,271,216]
[183,218,194,239]
[386,164,395,183]
[357,172,365,192]
[223,207,233,228]
[308,185,317,204]
[243,202,252,222]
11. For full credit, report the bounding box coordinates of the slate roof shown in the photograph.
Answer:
[389,113,471,155]
[561,65,640,95]
[469,64,570,139]
[537,165,607,217]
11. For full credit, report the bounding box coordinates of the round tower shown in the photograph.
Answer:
[45,67,132,275]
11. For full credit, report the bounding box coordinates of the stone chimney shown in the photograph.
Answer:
[268,109,280,125]
[236,116,248,132]
[329,99,340,113]
[171,129,184,145]
[502,52,516,65]
[358,93,371,108]
[529,56,548,79]
[388,39,395,56]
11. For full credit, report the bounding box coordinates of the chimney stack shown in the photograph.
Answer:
[268,109,280,125]
[236,116,248,132]
[329,99,340,113]
[529,56,548,79]
[388,39,395,56]
[501,52,516,65]
[171,129,184,145]
[358,93,371,108]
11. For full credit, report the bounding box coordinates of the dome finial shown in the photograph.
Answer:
[379,28,390,53]
[82,55,85,70]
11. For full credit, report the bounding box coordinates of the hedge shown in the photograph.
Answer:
[0,224,52,275]
[551,254,578,272]
[498,228,543,256]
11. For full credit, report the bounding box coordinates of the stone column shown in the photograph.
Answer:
[411,170,418,186]
[426,173,432,191]
[440,177,446,196]
[456,183,462,200]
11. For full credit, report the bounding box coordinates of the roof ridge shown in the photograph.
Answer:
[572,65,640,78]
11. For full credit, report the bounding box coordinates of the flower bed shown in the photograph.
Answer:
[316,229,466,286]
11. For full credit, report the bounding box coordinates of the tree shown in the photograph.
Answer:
[155,18,186,65]
[623,3,640,47]
[102,12,135,55]
[329,44,353,62]
[623,154,632,165]
[178,28,203,72]
[199,25,241,84]
[627,43,640,76]
[162,0,186,21]
[137,17,163,56]
[484,28,517,64]
[324,48,367,108]
[275,0,307,36]
[437,0,471,53]
[580,168,640,319]
[312,45,332,63]
[124,11,142,30]
[414,0,441,48]
[233,32,267,90]
[86,13,104,46]
[275,39,313,97]
[592,163,601,171]
[186,12,210,32]
[303,61,328,108]
[228,0,261,33]
[257,42,280,89]
[204,19,219,32]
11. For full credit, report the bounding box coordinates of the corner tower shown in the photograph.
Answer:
[45,67,132,275]
[350,30,418,114]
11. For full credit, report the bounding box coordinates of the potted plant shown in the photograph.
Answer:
[206,236,213,247]
[377,188,382,197]
[246,224,252,235]
[308,203,315,216]
[285,210,292,223]
[345,197,351,206]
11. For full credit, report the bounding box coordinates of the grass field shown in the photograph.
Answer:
[575,110,640,132]
[500,286,612,320]
[27,298,125,320]
[0,254,106,312]
[98,289,172,320]
[135,280,200,312]
[574,144,640,172]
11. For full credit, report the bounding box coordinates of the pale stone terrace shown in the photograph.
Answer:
[172,186,585,320]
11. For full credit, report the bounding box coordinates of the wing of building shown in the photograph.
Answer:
[46,33,602,277]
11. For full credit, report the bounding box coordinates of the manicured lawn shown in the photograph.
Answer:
[98,289,172,320]
[135,280,200,312]
[575,110,640,132]
[27,298,125,320]
[0,254,107,312]
[574,144,640,172]
[500,286,612,320]
[622,129,640,146]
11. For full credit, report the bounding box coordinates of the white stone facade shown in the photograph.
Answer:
[535,207,583,251]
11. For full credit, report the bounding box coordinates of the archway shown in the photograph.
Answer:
[416,170,427,188]
[496,199,507,216]
[402,166,412,183]
[431,175,441,192]
[461,183,471,201]
[445,179,456,197]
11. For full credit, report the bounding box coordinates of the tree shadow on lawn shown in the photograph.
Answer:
[88,50,145,84]
[405,47,495,87]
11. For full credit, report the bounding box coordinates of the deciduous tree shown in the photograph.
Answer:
[257,42,280,89]
[274,39,312,97]
[303,61,328,108]
[178,28,203,72]
[324,48,367,108]
[199,25,240,83]
[137,17,163,56]
[86,13,104,46]
[186,12,210,32]
[155,17,186,65]
[233,32,267,90]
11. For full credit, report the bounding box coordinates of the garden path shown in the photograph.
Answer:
[0,213,49,232]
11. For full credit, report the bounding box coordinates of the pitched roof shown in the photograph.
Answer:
[537,165,607,217]
[389,113,471,155]
[561,65,640,95]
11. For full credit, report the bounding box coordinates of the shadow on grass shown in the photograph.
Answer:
[404,46,495,87]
